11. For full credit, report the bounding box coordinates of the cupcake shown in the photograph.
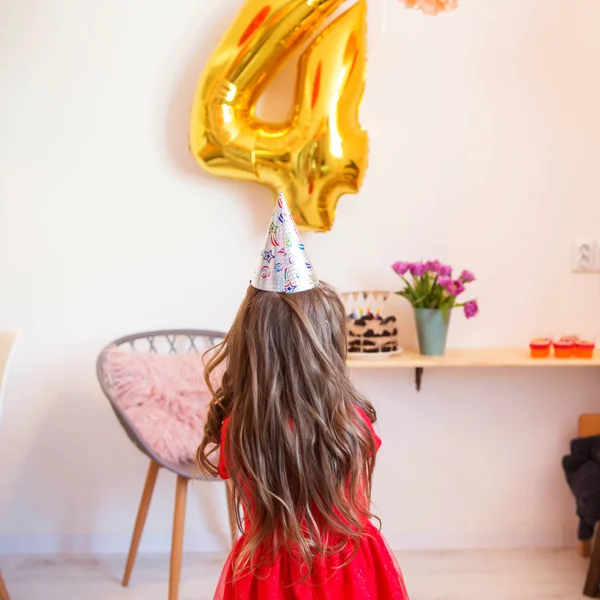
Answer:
[576,338,596,359]
[530,338,551,359]
[559,335,579,357]
[554,338,575,359]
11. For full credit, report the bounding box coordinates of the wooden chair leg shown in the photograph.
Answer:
[169,475,188,600]
[581,540,593,558]
[584,528,600,597]
[225,481,237,547]
[122,460,160,587]
[0,572,11,600]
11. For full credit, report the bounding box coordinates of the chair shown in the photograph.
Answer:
[0,331,18,600]
[0,576,10,600]
[96,330,236,600]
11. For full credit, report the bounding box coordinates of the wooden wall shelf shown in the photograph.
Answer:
[347,348,600,390]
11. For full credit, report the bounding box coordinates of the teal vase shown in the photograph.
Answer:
[414,308,451,356]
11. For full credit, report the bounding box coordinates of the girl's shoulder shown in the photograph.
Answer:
[354,406,382,450]
[218,416,232,480]
[220,415,231,440]
[355,406,373,424]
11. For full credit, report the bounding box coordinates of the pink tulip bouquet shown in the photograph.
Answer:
[392,260,479,319]
[399,0,458,16]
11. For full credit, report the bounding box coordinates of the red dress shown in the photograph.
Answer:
[214,410,410,600]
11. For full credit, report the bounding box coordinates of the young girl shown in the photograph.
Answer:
[198,195,409,599]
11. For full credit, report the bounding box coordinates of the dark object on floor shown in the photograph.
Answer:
[562,434,600,543]
[569,415,600,597]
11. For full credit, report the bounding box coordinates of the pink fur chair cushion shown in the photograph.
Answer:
[102,347,218,465]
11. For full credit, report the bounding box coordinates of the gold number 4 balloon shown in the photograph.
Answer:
[190,0,368,233]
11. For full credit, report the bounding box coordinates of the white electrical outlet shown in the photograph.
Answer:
[572,240,597,272]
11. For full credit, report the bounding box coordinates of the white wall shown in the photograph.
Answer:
[1,0,600,554]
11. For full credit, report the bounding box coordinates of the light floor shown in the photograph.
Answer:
[0,549,592,600]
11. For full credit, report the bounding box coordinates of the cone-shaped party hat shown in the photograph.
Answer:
[251,193,319,294]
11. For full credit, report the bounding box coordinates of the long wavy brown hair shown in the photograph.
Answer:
[197,282,378,577]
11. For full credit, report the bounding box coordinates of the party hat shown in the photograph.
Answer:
[251,193,319,294]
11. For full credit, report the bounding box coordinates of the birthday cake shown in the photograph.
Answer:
[340,291,399,355]
[347,311,398,353]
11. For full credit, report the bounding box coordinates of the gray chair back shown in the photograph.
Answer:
[96,329,225,479]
